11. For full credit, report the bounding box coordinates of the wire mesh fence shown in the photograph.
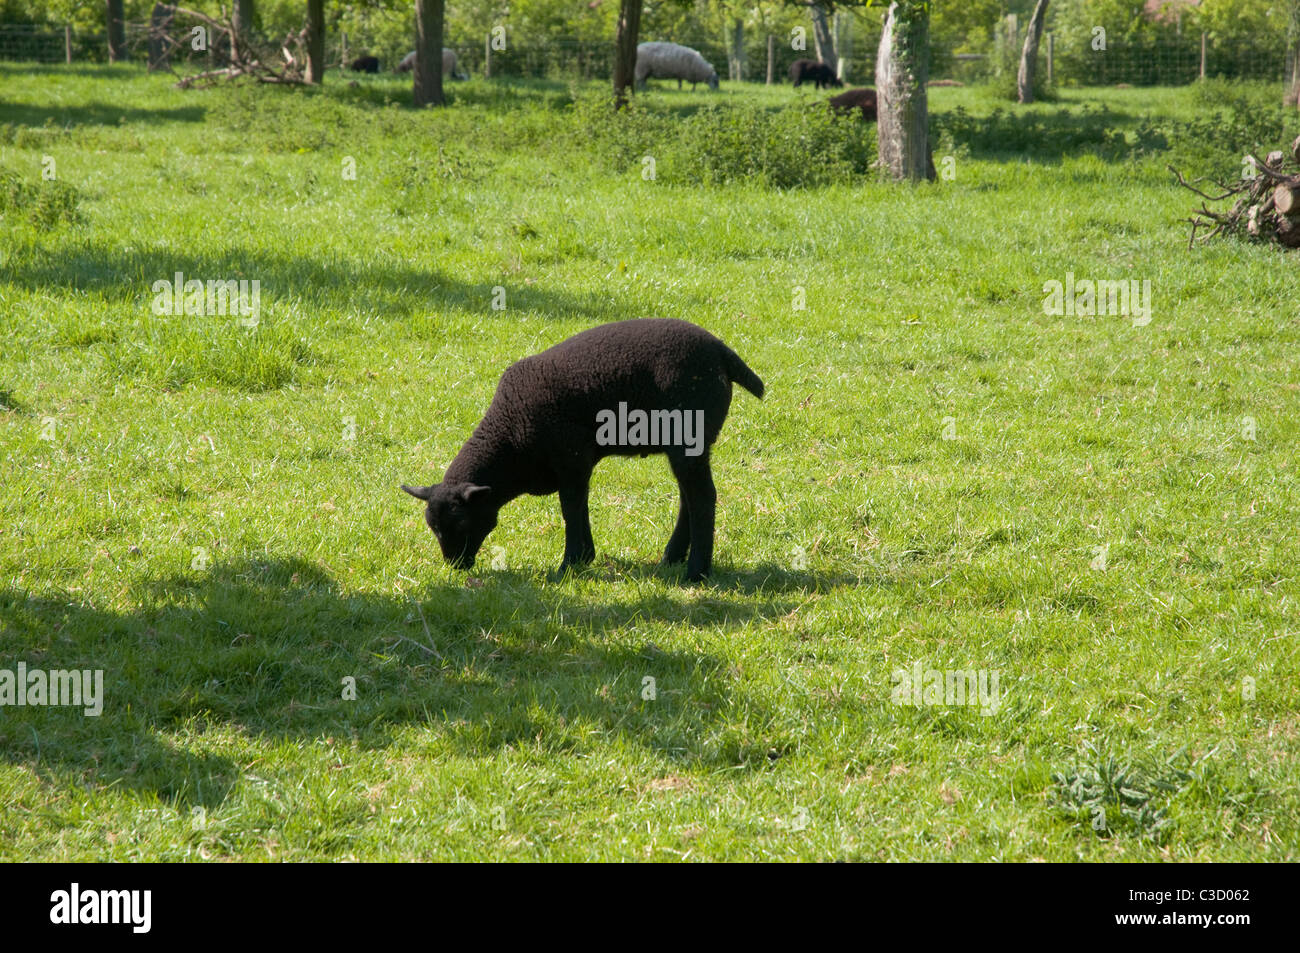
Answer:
[0,21,1287,88]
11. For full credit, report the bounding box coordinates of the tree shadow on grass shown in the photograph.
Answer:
[0,100,205,128]
[1,244,635,324]
[0,63,149,81]
[630,88,802,122]
[0,555,802,810]
[930,104,1158,163]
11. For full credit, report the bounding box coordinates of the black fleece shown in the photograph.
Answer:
[405,318,764,581]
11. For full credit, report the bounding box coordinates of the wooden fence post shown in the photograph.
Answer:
[766,33,774,85]
[1200,31,1207,80]
[65,24,72,63]
[1046,32,1053,86]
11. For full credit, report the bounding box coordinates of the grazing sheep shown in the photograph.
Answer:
[349,55,380,73]
[402,318,764,582]
[790,58,842,89]
[827,87,877,122]
[395,48,467,79]
[635,42,720,91]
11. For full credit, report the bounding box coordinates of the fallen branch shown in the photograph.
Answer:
[146,4,310,87]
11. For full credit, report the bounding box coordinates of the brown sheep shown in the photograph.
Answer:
[827,87,877,123]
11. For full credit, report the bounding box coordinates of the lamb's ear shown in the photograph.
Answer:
[460,484,492,504]
[401,484,432,501]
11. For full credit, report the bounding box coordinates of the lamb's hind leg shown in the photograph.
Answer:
[662,484,691,566]
[558,478,596,570]
[669,451,716,582]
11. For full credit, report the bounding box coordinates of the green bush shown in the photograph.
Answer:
[570,93,677,171]
[572,95,876,189]
[1160,110,1300,180]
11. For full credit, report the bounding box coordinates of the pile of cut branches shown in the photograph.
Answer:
[1169,136,1300,250]
[147,4,310,88]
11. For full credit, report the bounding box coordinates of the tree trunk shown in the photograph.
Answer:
[1017,0,1049,104]
[1287,45,1297,107]
[834,10,851,82]
[809,4,836,73]
[305,0,325,84]
[613,0,643,109]
[730,18,745,82]
[413,0,446,106]
[1287,1,1300,107]
[147,2,174,71]
[106,0,127,63]
[232,0,255,60]
[766,33,775,85]
[875,1,933,182]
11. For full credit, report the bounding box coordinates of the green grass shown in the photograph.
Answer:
[1,63,1297,861]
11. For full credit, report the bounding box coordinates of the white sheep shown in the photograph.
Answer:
[395,48,467,80]
[634,42,719,91]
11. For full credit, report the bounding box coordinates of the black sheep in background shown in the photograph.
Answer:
[349,55,380,73]
[402,319,765,582]
[789,59,842,89]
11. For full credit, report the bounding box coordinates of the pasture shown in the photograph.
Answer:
[0,65,1297,860]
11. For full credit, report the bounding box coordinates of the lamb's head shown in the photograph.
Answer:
[401,481,497,570]
[706,70,719,90]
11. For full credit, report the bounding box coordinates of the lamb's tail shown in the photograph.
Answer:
[722,345,765,399]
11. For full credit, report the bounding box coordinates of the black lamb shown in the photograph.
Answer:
[402,318,765,582]
[789,58,842,89]
[349,55,380,73]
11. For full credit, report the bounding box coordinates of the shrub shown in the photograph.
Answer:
[572,95,875,189]
[0,168,83,228]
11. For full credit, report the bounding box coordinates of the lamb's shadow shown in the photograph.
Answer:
[583,558,859,597]
[0,555,795,809]
[2,244,635,324]
[709,562,861,596]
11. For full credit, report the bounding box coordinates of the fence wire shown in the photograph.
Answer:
[0,22,1286,87]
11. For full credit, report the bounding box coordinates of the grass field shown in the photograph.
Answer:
[1,64,1297,861]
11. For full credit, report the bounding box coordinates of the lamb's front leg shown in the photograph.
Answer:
[557,480,596,570]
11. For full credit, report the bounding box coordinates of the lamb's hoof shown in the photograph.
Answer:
[555,558,593,579]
